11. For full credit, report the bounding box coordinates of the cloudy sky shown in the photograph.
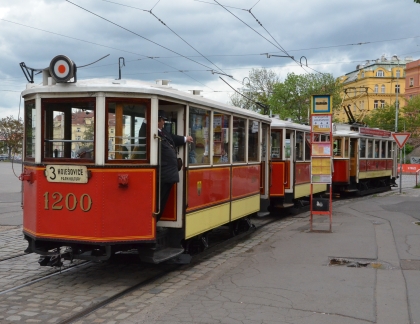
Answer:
[1,0,420,119]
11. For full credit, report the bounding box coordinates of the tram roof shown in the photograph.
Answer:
[21,78,271,123]
[270,117,310,131]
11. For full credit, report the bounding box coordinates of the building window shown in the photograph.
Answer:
[395,84,400,93]
[77,127,81,132]
[374,84,378,93]
[376,70,384,77]
[361,101,365,110]
[353,104,356,112]
[410,78,414,87]
[374,100,378,109]
[361,71,365,78]
[381,85,385,93]
[380,100,385,108]
[396,70,400,78]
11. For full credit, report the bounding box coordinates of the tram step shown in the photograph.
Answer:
[257,211,270,217]
[139,247,184,264]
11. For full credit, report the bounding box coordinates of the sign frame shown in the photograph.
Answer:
[392,132,411,149]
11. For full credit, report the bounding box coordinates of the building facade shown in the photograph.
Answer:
[336,55,413,122]
[405,58,420,100]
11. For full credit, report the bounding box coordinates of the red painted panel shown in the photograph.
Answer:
[295,162,310,185]
[160,185,177,221]
[270,162,285,196]
[23,168,156,242]
[187,167,230,211]
[332,160,350,183]
[285,161,291,189]
[359,159,367,171]
[387,159,394,170]
[377,160,387,170]
[232,165,260,199]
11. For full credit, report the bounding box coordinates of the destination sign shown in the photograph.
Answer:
[45,165,88,183]
[359,127,392,137]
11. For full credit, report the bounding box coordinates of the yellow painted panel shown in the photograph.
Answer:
[359,170,391,179]
[186,203,230,239]
[231,195,260,221]
[294,183,327,198]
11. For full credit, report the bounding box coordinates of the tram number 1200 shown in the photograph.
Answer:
[43,192,93,212]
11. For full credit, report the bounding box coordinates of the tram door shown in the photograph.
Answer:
[158,107,185,228]
[284,130,294,192]
[349,138,358,182]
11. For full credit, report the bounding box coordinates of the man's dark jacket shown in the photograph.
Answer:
[158,129,185,184]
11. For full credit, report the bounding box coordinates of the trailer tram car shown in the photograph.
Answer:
[20,55,272,266]
[268,117,327,211]
[332,124,398,196]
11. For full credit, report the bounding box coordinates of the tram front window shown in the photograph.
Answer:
[42,98,95,161]
[25,100,36,160]
[107,102,147,161]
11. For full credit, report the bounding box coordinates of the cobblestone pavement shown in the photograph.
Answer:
[0,216,296,324]
[0,227,26,260]
[71,218,297,324]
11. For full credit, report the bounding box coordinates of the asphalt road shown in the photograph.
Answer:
[0,161,23,226]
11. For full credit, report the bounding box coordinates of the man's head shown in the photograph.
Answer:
[158,110,167,129]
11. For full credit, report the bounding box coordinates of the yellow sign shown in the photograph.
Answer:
[311,95,332,114]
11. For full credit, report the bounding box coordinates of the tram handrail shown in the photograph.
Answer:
[153,134,162,217]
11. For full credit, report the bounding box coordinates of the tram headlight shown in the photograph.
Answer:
[49,55,75,83]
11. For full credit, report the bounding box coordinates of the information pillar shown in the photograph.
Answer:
[310,95,333,232]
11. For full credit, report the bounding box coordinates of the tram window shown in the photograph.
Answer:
[381,141,386,158]
[24,100,36,159]
[333,138,342,157]
[367,139,373,158]
[107,103,147,161]
[188,107,210,164]
[387,141,393,158]
[374,141,379,158]
[296,132,304,161]
[261,124,268,160]
[213,113,230,164]
[271,131,282,159]
[248,120,259,162]
[360,139,366,158]
[305,133,311,161]
[232,116,246,163]
[344,138,349,158]
[42,99,95,160]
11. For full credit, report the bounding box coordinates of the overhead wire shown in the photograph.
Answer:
[65,1,221,73]
[100,0,227,75]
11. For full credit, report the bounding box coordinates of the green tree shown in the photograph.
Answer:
[0,116,23,158]
[401,95,420,136]
[229,68,279,113]
[268,72,342,123]
[363,103,403,131]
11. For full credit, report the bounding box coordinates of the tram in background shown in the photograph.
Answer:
[268,117,327,211]
[332,124,398,195]
[20,55,272,266]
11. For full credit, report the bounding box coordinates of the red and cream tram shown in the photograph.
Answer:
[268,117,327,211]
[332,124,398,195]
[20,55,272,265]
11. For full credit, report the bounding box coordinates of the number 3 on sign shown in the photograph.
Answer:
[43,192,93,212]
